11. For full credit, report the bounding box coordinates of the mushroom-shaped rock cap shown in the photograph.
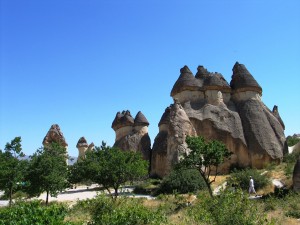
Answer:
[195,65,210,79]
[170,65,202,97]
[158,107,171,126]
[230,62,262,94]
[134,111,149,126]
[203,72,231,92]
[111,110,134,131]
[272,105,285,130]
[42,124,68,147]
[76,137,89,148]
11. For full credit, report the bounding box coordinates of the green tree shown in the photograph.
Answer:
[25,142,68,205]
[0,137,27,206]
[179,136,232,197]
[71,142,148,198]
[286,136,300,147]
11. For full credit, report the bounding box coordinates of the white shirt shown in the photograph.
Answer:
[249,178,254,187]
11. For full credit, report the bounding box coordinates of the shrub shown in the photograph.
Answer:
[156,168,206,195]
[133,179,161,195]
[263,197,277,211]
[283,151,300,164]
[0,200,72,225]
[186,189,273,225]
[226,168,270,191]
[88,195,167,225]
[286,136,300,147]
[285,209,300,219]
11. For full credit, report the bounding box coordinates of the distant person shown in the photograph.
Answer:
[249,176,256,195]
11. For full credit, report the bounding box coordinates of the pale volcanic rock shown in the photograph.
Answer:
[42,124,68,147]
[293,157,300,192]
[272,105,285,130]
[112,111,151,161]
[150,62,287,177]
[236,99,287,167]
[151,107,171,177]
[76,137,89,162]
[151,102,196,177]
[167,101,197,164]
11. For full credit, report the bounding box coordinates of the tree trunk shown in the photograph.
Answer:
[114,187,118,199]
[46,190,49,206]
[200,171,214,198]
[203,177,213,198]
[9,186,13,206]
[207,182,213,198]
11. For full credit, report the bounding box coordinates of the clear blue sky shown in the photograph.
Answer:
[1,0,299,157]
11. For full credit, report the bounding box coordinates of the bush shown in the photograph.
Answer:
[0,200,72,225]
[226,168,270,191]
[283,151,300,164]
[88,195,167,225]
[156,168,206,195]
[286,136,300,147]
[285,209,300,219]
[133,179,161,195]
[186,189,273,225]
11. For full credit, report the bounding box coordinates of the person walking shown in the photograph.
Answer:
[249,176,256,195]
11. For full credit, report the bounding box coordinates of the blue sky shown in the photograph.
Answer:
[1,0,299,157]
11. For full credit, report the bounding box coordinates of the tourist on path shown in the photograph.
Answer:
[249,176,256,195]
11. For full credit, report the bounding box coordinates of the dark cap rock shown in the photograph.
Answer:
[171,65,202,97]
[111,110,134,131]
[230,62,262,94]
[158,107,171,126]
[76,137,89,148]
[134,111,149,126]
[195,65,210,79]
[203,72,231,92]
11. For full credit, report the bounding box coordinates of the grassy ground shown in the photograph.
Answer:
[65,161,300,224]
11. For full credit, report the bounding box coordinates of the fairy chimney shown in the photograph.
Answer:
[42,124,68,164]
[112,110,151,161]
[112,110,134,141]
[76,137,89,162]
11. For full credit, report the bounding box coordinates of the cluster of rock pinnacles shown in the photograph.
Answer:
[42,62,300,191]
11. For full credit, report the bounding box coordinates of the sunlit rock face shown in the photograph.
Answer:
[43,124,68,148]
[151,62,287,177]
[112,110,151,161]
[42,124,68,164]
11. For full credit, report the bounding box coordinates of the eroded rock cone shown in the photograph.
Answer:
[43,124,68,147]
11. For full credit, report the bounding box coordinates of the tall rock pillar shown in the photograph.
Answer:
[42,124,68,164]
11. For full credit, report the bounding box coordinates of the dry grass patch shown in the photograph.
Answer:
[210,175,229,189]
